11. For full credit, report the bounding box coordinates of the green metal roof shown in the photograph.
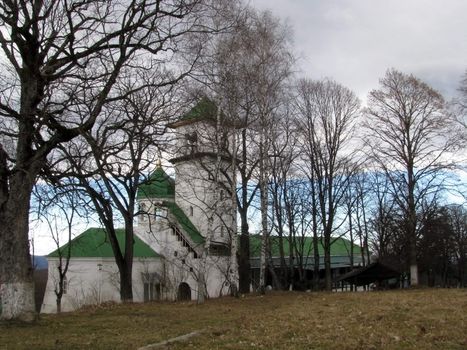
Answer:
[163,201,205,245]
[137,167,175,199]
[168,98,220,129]
[249,235,361,258]
[180,97,217,122]
[48,228,159,258]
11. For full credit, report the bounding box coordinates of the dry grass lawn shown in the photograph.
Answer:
[1,289,466,349]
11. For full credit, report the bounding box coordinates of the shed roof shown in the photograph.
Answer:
[335,262,401,286]
[48,228,159,258]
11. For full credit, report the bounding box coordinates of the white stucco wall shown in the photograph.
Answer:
[41,257,162,313]
[136,218,233,301]
[174,160,235,245]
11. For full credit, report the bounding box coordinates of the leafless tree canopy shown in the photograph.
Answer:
[0,0,213,321]
[363,68,461,286]
[295,78,360,290]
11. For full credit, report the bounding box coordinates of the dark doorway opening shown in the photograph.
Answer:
[177,282,191,301]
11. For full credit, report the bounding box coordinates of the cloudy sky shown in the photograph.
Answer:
[251,0,467,102]
[32,1,466,255]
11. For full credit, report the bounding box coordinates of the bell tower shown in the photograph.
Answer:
[168,98,236,249]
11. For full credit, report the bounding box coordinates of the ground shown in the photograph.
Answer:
[1,289,466,349]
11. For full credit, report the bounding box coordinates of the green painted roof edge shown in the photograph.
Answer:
[48,228,160,258]
[163,201,205,245]
[248,235,361,258]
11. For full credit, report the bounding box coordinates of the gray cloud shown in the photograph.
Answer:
[251,0,467,101]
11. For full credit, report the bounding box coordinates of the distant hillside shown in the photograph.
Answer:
[32,256,48,270]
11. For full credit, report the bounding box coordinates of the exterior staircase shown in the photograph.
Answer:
[170,225,199,259]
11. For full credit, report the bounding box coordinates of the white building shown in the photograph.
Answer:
[42,99,237,313]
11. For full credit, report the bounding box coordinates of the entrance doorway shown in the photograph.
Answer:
[177,282,191,301]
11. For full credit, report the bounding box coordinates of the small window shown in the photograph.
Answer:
[62,277,68,295]
[220,190,224,200]
[144,282,161,302]
[154,207,167,221]
[189,206,194,216]
[185,131,198,154]
[174,251,178,257]
[209,243,230,256]
[220,226,224,237]
[140,203,147,222]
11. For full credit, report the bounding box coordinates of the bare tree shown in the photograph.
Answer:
[295,78,360,291]
[0,0,213,321]
[267,107,304,290]
[364,68,461,286]
[60,77,183,303]
[34,183,87,313]
[221,10,293,293]
[188,6,294,293]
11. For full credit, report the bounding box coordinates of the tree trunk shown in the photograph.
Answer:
[95,209,134,302]
[0,174,36,321]
[120,221,135,302]
[56,291,63,314]
[311,179,320,291]
[324,237,332,291]
[258,135,268,294]
[119,262,133,302]
[312,233,320,291]
[0,71,44,321]
[409,236,418,287]
[459,251,466,288]
[237,128,251,294]
[277,230,287,290]
[267,257,281,290]
[275,188,288,290]
[238,224,250,293]
[348,203,354,292]
[197,270,206,304]
[407,166,419,287]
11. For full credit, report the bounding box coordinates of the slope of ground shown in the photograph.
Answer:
[1,289,466,349]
